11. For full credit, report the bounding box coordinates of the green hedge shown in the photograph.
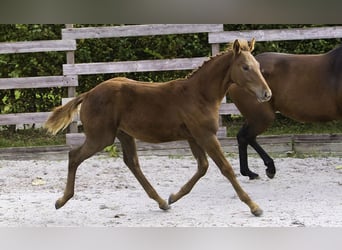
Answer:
[0,24,341,118]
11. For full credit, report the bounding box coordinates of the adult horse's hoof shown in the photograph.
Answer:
[251,207,263,217]
[241,170,259,180]
[249,173,260,180]
[266,169,276,179]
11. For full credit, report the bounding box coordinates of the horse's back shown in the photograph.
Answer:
[255,48,342,121]
[256,52,322,77]
[257,46,342,83]
[80,77,193,143]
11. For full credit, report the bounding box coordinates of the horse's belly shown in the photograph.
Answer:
[119,121,187,143]
[278,101,340,122]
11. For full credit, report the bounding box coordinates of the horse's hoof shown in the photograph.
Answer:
[249,174,260,180]
[159,202,171,211]
[168,194,176,205]
[266,169,275,179]
[241,171,259,180]
[55,198,67,210]
[55,200,62,210]
[159,204,171,211]
[251,207,263,217]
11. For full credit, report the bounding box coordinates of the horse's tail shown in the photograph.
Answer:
[44,92,87,135]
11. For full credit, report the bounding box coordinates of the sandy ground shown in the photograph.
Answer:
[0,152,342,227]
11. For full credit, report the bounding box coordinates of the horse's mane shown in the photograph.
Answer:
[185,40,251,80]
[185,51,226,80]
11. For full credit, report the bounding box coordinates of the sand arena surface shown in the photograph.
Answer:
[0,153,342,227]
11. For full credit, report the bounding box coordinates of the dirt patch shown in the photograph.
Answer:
[0,153,342,226]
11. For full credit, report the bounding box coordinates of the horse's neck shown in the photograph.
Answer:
[188,52,233,104]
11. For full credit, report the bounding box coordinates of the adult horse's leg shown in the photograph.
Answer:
[228,84,275,179]
[248,135,275,179]
[237,124,259,179]
[168,139,209,205]
[198,134,262,216]
[55,133,115,209]
[117,131,170,210]
[237,123,275,179]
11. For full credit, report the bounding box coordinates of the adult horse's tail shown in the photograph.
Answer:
[44,92,87,135]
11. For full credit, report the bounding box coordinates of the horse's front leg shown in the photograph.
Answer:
[237,127,260,179]
[199,134,263,216]
[168,139,209,205]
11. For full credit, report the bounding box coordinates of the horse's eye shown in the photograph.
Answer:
[242,65,250,71]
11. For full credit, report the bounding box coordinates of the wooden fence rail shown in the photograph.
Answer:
[62,24,223,39]
[0,39,76,54]
[209,26,342,43]
[62,57,208,75]
[0,76,78,90]
[0,112,51,126]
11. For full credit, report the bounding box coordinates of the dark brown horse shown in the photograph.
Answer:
[229,45,342,180]
[45,39,271,216]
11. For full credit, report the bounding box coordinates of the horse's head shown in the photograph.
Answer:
[229,38,272,102]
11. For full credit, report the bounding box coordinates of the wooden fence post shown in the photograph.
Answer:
[65,24,78,133]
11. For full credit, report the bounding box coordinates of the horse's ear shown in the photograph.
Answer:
[233,39,241,55]
[249,38,256,52]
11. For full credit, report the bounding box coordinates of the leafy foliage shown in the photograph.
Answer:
[104,144,120,158]
[0,24,65,119]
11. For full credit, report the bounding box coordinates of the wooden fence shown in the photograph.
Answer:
[1,25,342,153]
[0,38,77,126]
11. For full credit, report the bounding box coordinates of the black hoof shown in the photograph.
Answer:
[266,169,276,179]
[241,170,260,180]
[249,173,260,180]
[241,171,259,180]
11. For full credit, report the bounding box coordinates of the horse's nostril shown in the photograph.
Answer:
[264,90,272,101]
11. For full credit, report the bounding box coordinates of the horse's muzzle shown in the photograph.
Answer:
[258,89,272,102]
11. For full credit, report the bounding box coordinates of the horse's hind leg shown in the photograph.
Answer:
[117,131,170,210]
[55,133,115,209]
[168,139,209,205]
[238,120,275,179]
[249,136,275,179]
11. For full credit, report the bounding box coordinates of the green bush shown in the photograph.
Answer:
[0,24,65,117]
